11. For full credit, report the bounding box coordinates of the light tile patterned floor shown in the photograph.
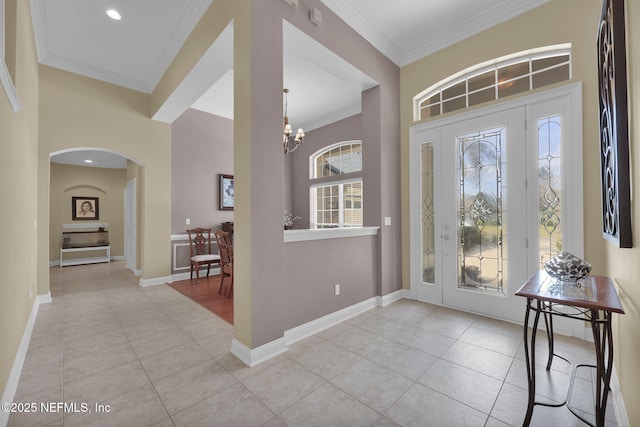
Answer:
[7,262,617,426]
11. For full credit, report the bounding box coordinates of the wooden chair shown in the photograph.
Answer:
[187,227,220,283]
[214,230,234,298]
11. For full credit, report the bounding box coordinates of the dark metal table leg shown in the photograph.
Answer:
[590,310,614,427]
[523,299,542,427]
[543,303,555,370]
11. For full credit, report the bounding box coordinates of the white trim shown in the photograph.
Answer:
[172,235,219,272]
[0,0,20,113]
[285,297,378,345]
[138,275,173,287]
[375,288,406,307]
[60,246,110,267]
[409,83,584,325]
[0,57,20,113]
[30,0,213,93]
[309,175,363,188]
[413,44,571,121]
[171,268,221,282]
[320,0,550,66]
[1,298,40,427]
[309,140,362,179]
[232,292,401,367]
[284,226,378,243]
[62,223,109,229]
[49,259,124,268]
[610,365,630,427]
[231,337,288,368]
[173,242,191,272]
[38,292,52,304]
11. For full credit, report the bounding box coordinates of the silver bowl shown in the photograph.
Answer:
[543,252,591,282]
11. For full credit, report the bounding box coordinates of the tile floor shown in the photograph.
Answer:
[7,262,617,426]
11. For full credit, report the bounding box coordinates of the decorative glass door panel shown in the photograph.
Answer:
[537,115,563,267]
[421,144,436,283]
[458,127,504,293]
[439,107,526,322]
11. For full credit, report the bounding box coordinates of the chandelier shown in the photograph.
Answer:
[283,88,305,154]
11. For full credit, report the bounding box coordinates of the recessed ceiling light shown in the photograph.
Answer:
[106,9,122,20]
[84,159,93,163]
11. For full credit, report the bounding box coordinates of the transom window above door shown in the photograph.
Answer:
[413,45,572,121]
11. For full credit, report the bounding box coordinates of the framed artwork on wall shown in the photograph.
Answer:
[72,197,99,220]
[597,0,632,248]
[219,174,234,211]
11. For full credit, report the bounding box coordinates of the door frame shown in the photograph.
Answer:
[124,177,137,275]
[409,83,584,329]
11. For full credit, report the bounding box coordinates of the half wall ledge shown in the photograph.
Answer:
[284,226,379,243]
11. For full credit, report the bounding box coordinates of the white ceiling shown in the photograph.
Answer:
[40,0,549,168]
[50,150,128,169]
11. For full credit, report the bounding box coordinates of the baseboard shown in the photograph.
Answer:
[610,365,629,427]
[376,288,406,307]
[50,255,123,268]
[138,275,173,287]
[285,297,378,345]
[232,291,402,367]
[231,337,288,367]
[171,268,221,283]
[128,267,142,277]
[1,298,40,427]
[37,292,52,304]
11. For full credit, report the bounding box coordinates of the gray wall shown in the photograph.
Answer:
[171,108,234,234]
[284,235,378,330]
[239,0,401,347]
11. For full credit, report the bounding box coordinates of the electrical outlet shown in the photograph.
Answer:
[186,218,191,225]
[29,287,33,298]
[334,284,340,295]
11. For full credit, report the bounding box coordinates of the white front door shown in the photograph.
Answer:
[439,108,528,322]
[410,85,584,325]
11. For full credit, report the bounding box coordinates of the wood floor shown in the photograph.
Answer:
[169,274,234,325]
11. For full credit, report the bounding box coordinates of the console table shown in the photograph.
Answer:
[515,271,624,427]
[60,230,111,267]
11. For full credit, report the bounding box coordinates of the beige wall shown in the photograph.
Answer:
[400,0,638,423]
[49,163,127,261]
[0,0,39,407]
[401,0,602,287]
[38,66,171,286]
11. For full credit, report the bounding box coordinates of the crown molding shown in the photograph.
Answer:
[0,58,20,112]
[30,0,212,94]
[321,0,551,67]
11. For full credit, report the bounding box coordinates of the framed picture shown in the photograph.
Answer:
[597,0,632,247]
[72,197,99,220]
[219,174,234,210]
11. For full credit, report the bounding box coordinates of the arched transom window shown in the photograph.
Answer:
[414,45,571,121]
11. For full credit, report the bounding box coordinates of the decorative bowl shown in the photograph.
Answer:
[543,252,591,282]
